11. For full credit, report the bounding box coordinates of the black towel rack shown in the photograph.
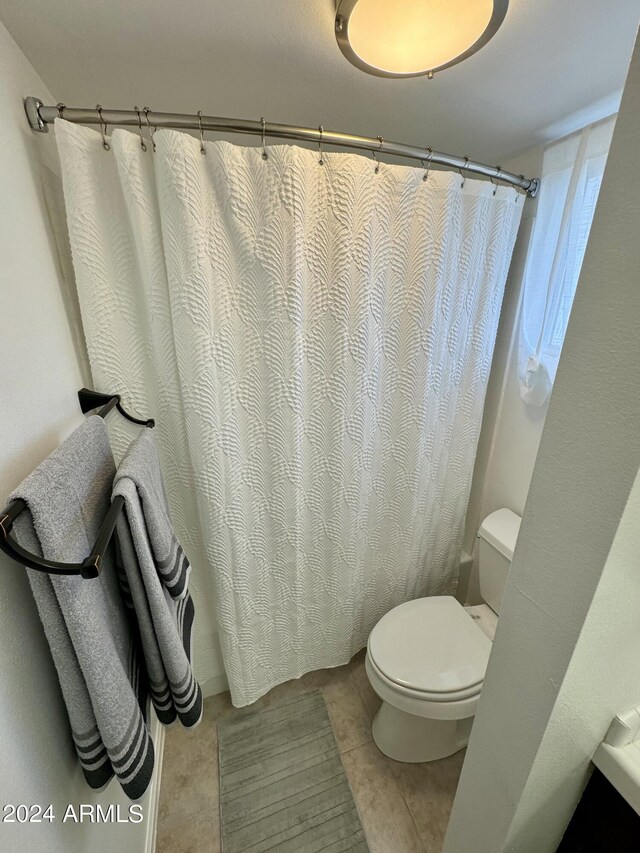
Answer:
[0,388,154,579]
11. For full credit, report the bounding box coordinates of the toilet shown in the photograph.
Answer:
[365,507,521,763]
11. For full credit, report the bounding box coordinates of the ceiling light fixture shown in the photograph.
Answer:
[334,0,509,79]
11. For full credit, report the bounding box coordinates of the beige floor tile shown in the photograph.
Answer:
[157,661,463,853]
[155,815,219,853]
[210,661,372,754]
[342,741,425,853]
[321,665,373,754]
[157,713,219,837]
[205,671,322,721]
[204,690,234,720]
[256,673,318,708]
[299,663,347,690]
[388,749,465,853]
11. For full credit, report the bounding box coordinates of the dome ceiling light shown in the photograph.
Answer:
[334,0,509,79]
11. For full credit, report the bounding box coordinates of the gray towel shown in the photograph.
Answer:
[112,429,202,728]
[10,416,153,799]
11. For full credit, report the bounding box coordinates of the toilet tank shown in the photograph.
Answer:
[477,508,522,615]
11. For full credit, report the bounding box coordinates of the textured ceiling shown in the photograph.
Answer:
[1,0,639,164]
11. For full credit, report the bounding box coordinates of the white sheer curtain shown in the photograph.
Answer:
[518,117,615,406]
[56,120,522,706]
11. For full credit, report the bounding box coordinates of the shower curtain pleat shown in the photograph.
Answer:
[55,119,522,706]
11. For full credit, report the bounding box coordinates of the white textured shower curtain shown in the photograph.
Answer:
[56,120,522,706]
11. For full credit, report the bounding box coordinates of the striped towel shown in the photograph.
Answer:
[10,417,153,799]
[112,429,202,728]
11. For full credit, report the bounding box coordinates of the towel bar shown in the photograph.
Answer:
[0,389,154,578]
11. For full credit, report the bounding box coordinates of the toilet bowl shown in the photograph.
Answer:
[365,508,521,763]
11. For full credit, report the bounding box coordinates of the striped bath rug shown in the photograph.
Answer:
[217,690,369,852]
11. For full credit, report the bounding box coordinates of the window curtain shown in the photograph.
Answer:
[55,119,522,706]
[518,116,615,406]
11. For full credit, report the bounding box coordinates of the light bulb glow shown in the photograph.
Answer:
[335,0,508,79]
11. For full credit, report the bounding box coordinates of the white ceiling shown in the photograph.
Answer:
[1,0,639,164]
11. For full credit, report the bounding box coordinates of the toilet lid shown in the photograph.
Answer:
[368,596,492,695]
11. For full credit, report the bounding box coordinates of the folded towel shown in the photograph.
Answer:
[10,416,153,799]
[112,429,202,728]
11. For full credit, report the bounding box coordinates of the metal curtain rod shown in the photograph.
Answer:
[25,97,540,197]
[0,389,154,579]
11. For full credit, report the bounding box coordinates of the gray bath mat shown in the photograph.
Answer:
[217,690,369,852]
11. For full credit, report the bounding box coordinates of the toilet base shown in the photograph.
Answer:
[371,701,473,763]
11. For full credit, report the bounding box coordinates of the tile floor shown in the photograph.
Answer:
[155,649,465,852]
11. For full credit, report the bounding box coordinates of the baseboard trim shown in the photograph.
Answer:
[144,712,166,853]
[200,670,229,698]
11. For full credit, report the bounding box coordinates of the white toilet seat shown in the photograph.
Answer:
[368,595,492,691]
[365,651,482,720]
[366,649,483,703]
[365,595,493,722]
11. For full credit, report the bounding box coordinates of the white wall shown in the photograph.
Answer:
[462,114,616,601]
[506,466,640,849]
[0,22,157,853]
[461,143,546,600]
[444,29,640,853]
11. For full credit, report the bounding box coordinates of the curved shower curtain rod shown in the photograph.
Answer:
[25,96,539,197]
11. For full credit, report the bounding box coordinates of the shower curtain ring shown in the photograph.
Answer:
[460,155,470,189]
[56,102,66,119]
[490,165,502,196]
[143,107,157,152]
[261,117,268,161]
[197,111,206,155]
[373,136,383,175]
[134,106,147,152]
[318,125,324,166]
[96,105,110,151]
[421,147,433,182]
[515,176,525,202]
